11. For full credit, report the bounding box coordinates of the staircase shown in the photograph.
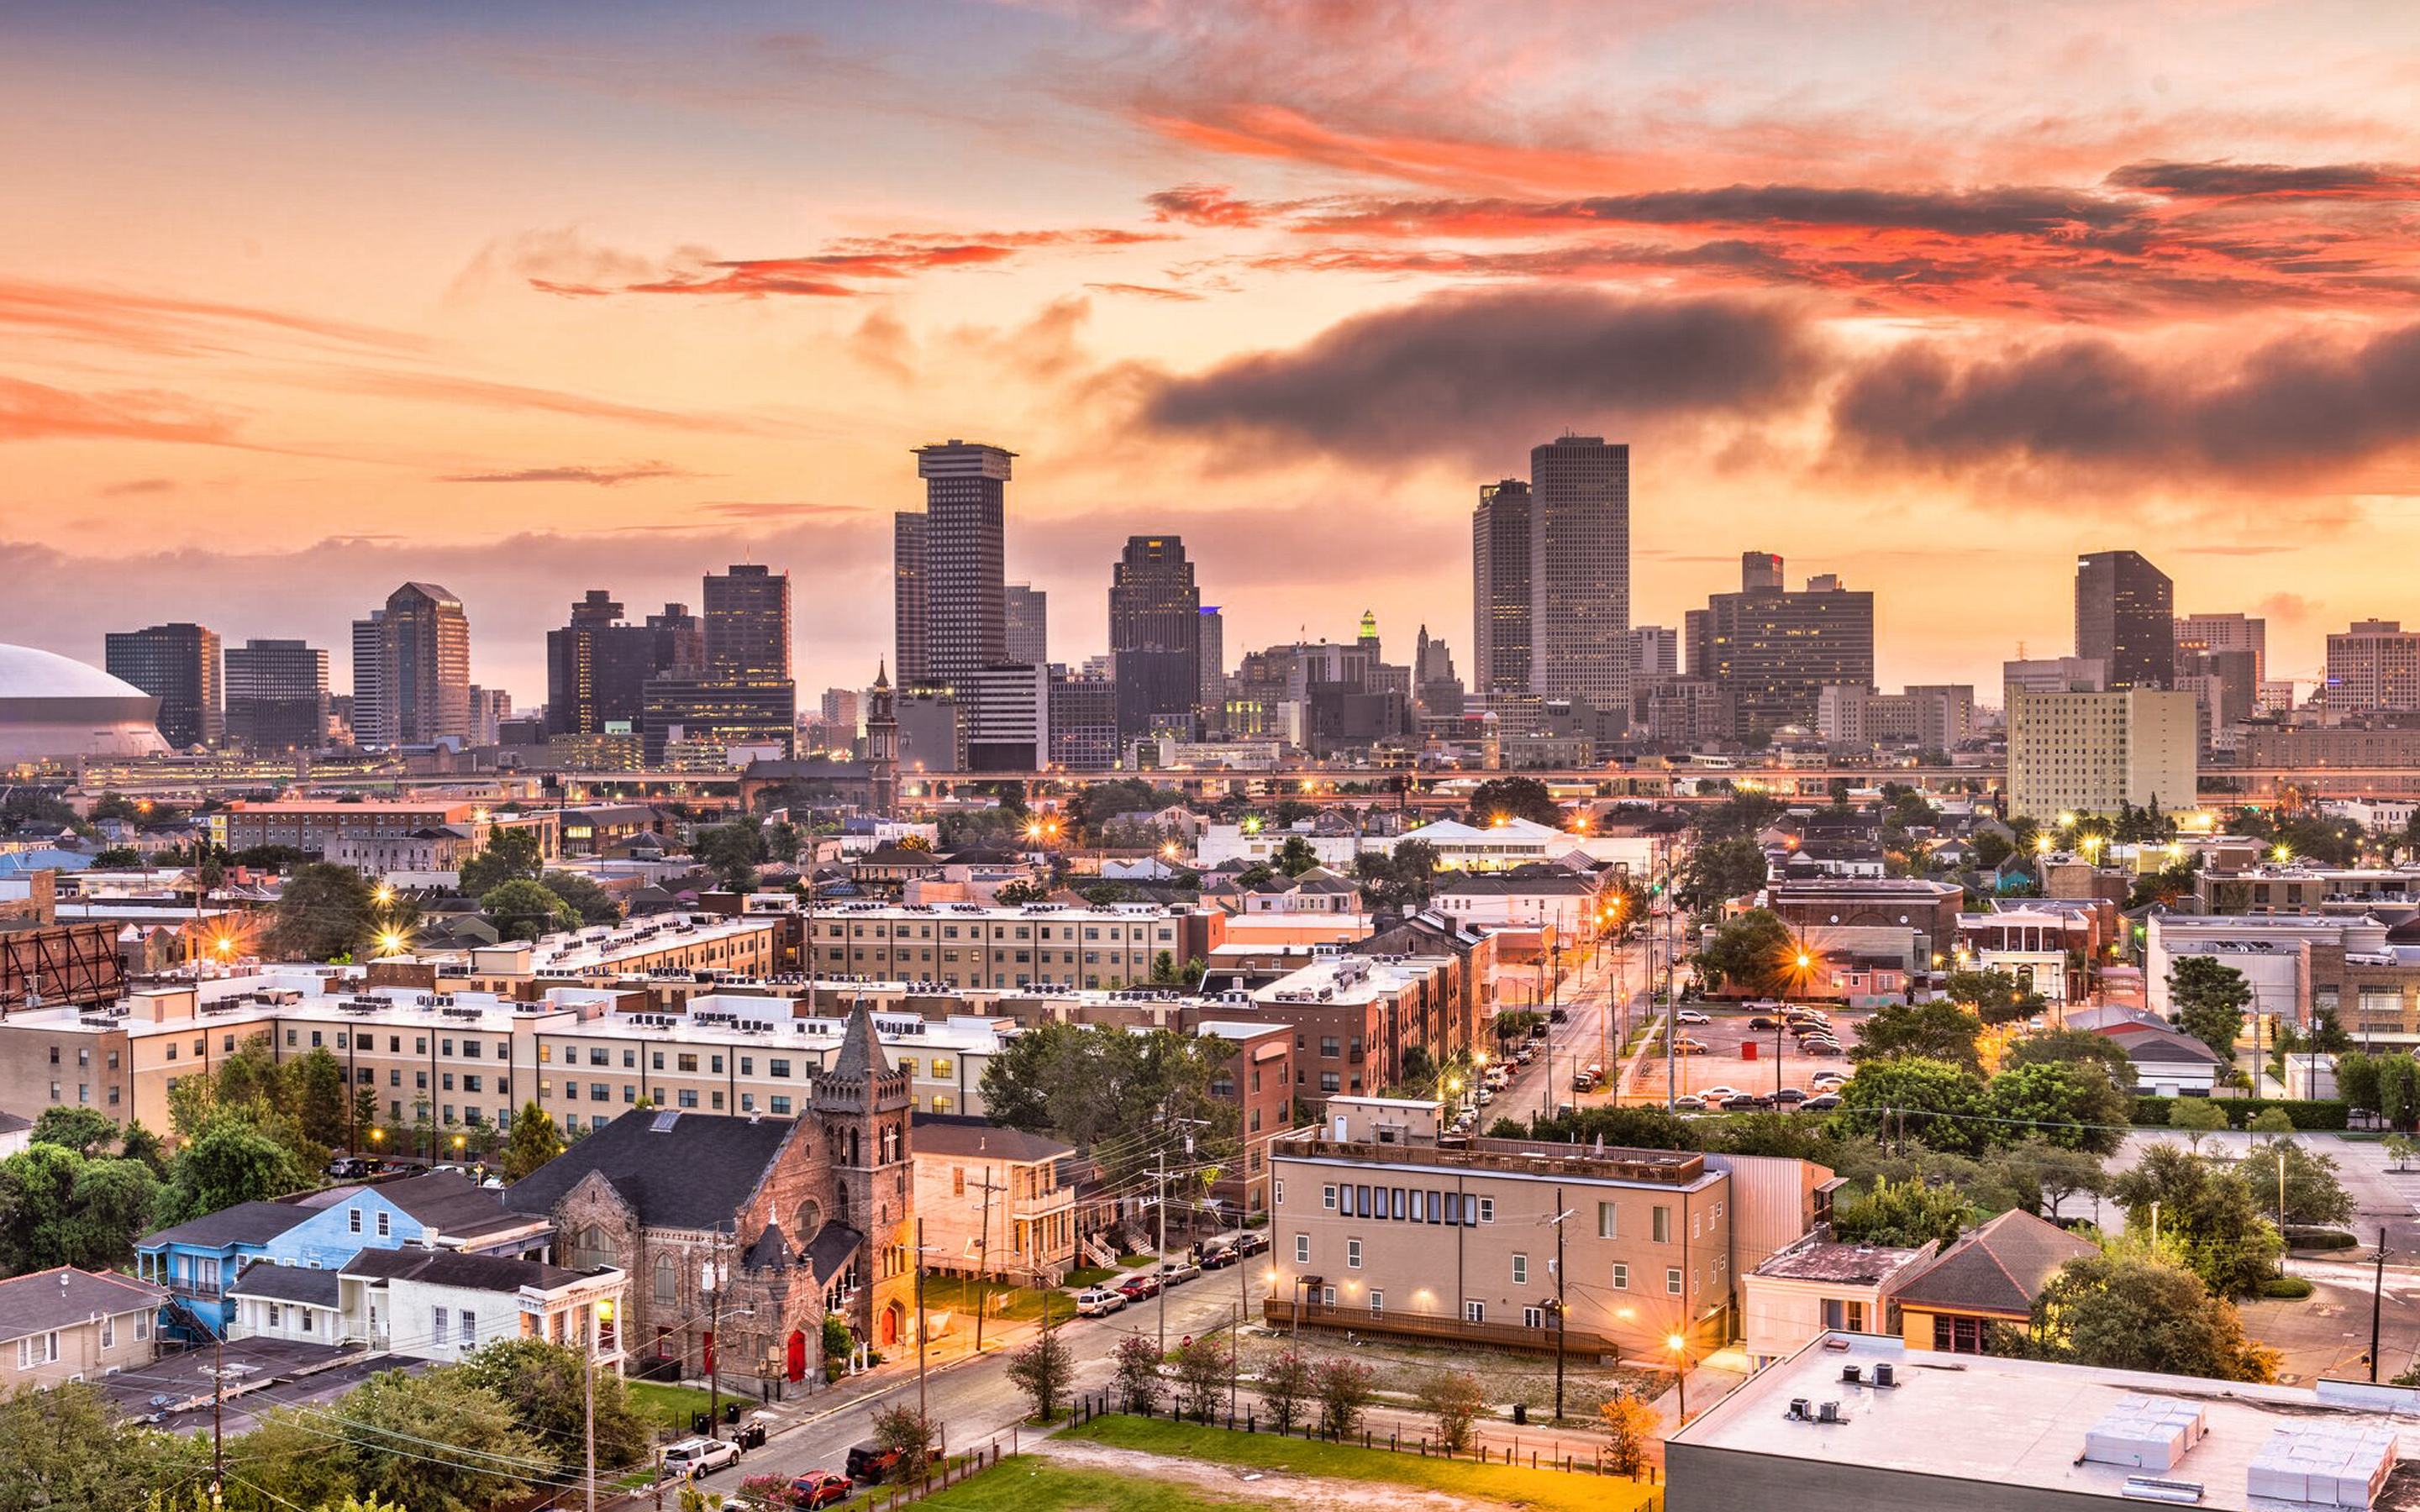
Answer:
[1081,1233,1118,1269]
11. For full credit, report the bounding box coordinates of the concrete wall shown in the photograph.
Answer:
[1669,1444,2124,1512]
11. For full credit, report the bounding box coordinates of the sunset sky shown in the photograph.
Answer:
[8,0,2420,710]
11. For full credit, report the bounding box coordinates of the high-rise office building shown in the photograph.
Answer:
[2007,686,2199,820]
[546,591,700,738]
[224,638,329,753]
[2325,620,2420,713]
[1528,437,1629,717]
[820,688,861,734]
[892,511,929,687]
[350,583,470,748]
[1109,534,1202,738]
[1003,583,1049,665]
[1690,556,1875,733]
[1413,626,1465,717]
[467,686,510,746]
[703,564,792,680]
[1197,606,1227,730]
[2075,550,2174,690]
[912,439,1013,682]
[960,662,1049,771]
[1630,625,1679,678]
[639,566,796,759]
[2174,612,2266,688]
[1740,552,1783,591]
[104,622,221,748]
[1047,669,1118,771]
[1471,478,1533,696]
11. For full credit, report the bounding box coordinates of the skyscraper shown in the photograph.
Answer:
[224,638,329,753]
[1691,556,1875,734]
[350,583,470,748]
[913,439,1013,682]
[1471,478,1532,696]
[2325,620,2420,713]
[1197,606,1226,731]
[1004,583,1049,665]
[892,511,929,687]
[104,622,220,748]
[1630,626,1679,677]
[2174,612,2267,688]
[639,564,797,759]
[1109,534,1202,738]
[2075,550,2174,690]
[703,564,792,680]
[546,591,699,737]
[1528,437,1630,717]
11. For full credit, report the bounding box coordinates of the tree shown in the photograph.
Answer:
[2243,1137,2354,1229]
[455,1337,650,1478]
[292,1047,350,1149]
[1531,1104,1695,1151]
[161,1116,310,1225]
[1171,1336,1228,1423]
[501,1101,566,1179]
[1272,835,1320,876]
[2007,1030,2133,1080]
[1943,969,2045,1026]
[0,1382,198,1512]
[1829,1177,1973,1250]
[1988,1063,2132,1153]
[295,1367,546,1512]
[2028,1248,2277,1382]
[2109,1143,2281,1296]
[1257,1350,1314,1434]
[2166,1097,2229,1153]
[692,820,769,892]
[2169,955,2253,1061]
[2380,1054,2420,1130]
[1689,790,1786,842]
[29,1107,118,1158]
[1006,1329,1074,1422]
[457,826,544,895]
[1418,1370,1487,1452]
[1599,1389,1663,1473]
[118,1120,166,1176]
[994,879,1050,906]
[869,1401,936,1479]
[541,870,623,926]
[2386,1133,2420,1173]
[1313,1357,1376,1440]
[1678,837,1770,912]
[1465,777,1560,828]
[1828,1056,1991,1154]
[2335,1050,2383,1117]
[1996,1140,2107,1223]
[481,879,576,942]
[1852,1000,1984,1073]
[2246,1107,2295,1134]
[1113,1334,1164,1415]
[266,863,380,961]
[1692,909,1793,997]
[978,1021,1235,1185]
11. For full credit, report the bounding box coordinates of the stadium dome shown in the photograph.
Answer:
[0,644,171,762]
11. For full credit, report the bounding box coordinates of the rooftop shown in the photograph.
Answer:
[1274,1129,1715,1190]
[1751,1232,1934,1287]
[0,1267,164,1342]
[1892,1208,2097,1318]
[1673,1331,2420,1511]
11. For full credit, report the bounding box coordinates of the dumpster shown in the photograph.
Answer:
[1742,1040,1759,1060]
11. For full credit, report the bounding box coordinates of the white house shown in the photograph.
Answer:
[1196,823,1361,870]
[1742,1232,1937,1370]
[229,1250,625,1368]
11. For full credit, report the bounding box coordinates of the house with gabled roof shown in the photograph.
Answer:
[1893,1208,2097,1357]
[0,1267,162,1389]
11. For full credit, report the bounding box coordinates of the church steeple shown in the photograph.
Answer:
[865,664,899,815]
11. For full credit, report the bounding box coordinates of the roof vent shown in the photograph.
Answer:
[2119,1478,2207,1505]
[1871,1362,1896,1388]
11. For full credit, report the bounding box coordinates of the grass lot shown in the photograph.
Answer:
[626,1381,715,1436]
[918,1459,1252,1512]
[1066,1266,1121,1287]
[1063,1415,1660,1512]
[922,1275,1060,1323]
[1121,1252,1159,1268]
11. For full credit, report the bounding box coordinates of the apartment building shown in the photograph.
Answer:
[1266,1097,1754,1361]
[220,800,560,868]
[1233,954,1472,1110]
[802,901,1221,991]
[2006,687,2199,820]
[910,1116,1078,1286]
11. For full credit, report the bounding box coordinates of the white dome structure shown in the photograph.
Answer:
[0,644,171,761]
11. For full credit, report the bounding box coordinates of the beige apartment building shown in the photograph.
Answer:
[911,1116,1078,1285]
[1265,1098,1828,1361]
[805,901,1220,990]
[219,800,560,867]
[2006,686,2199,821]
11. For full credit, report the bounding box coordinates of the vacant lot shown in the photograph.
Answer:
[1234,1326,1662,1423]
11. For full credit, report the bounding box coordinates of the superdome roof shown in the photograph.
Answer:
[0,643,154,701]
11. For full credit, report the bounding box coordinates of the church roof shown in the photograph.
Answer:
[829,1001,893,1081]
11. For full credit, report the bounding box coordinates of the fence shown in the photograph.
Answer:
[1067,1398,1661,1486]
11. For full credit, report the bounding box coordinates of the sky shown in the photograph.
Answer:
[7,0,2420,710]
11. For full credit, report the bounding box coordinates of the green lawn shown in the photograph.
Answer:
[1119,1253,1159,1268]
[1062,1415,1660,1512]
[922,1275,1059,1323]
[917,1459,1255,1512]
[627,1381,715,1436]
[1065,1266,1120,1288]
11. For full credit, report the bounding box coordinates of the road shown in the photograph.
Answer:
[1485,941,1645,1126]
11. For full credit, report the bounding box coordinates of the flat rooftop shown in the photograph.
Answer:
[1673,1331,2420,1509]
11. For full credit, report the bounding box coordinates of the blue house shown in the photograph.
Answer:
[136,1170,551,1341]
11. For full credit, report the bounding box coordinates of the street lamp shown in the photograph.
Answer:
[1669,1332,1690,1425]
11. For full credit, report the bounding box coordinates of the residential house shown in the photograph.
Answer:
[0,1268,162,1389]
[910,1115,1077,1286]
[229,1248,625,1368]
[1894,1209,2096,1356]
[1742,1230,1936,1368]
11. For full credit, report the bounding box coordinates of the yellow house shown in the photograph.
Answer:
[1894,1209,2096,1356]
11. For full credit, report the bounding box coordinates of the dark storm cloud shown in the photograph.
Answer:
[1833,321,2420,476]
[1296,183,2141,236]
[1137,287,1824,464]
[2105,160,2420,199]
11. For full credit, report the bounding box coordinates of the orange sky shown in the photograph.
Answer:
[7,0,2420,706]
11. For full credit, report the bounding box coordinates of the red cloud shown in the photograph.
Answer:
[573,228,1175,299]
[1086,281,1207,302]
[1141,103,1654,196]
[1146,185,1270,227]
[0,377,244,446]
[0,276,422,359]
[315,370,784,434]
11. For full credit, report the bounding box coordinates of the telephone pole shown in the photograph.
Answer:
[1155,1149,1171,1356]
[916,1216,930,1435]
[1541,1189,1574,1422]
[209,1333,224,1510]
[705,1225,727,1433]
[583,1297,598,1512]
[971,1172,1005,1356]
[2372,1228,2387,1383]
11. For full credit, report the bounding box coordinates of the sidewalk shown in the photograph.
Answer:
[1644,1346,1751,1433]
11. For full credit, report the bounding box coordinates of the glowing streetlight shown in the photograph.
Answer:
[376,929,406,958]
[1670,1333,1691,1422]
[2274,844,2292,863]
[2035,836,2054,855]
[373,883,394,906]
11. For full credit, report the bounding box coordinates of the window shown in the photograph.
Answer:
[264,1306,281,1331]
[930,1057,954,1079]
[1476,1197,1494,1224]
[1665,1268,1683,1296]
[1465,1300,1485,1323]
[376,1211,392,1238]
[678,1089,698,1109]
[1274,1179,1286,1205]
[1293,1235,1309,1263]
[677,1054,697,1073]
[1933,1315,1987,1354]
[1511,1253,1528,1285]
[100,1315,114,1349]
[458,1309,477,1345]
[771,1058,792,1079]
[301,1308,314,1334]
[771,1095,792,1116]
[1596,1202,1618,1238]
[1321,1184,1337,1210]
[1611,1263,1628,1290]
[654,1254,677,1303]
[134,1314,149,1342]
[1345,1238,1361,1269]
[348,1208,362,1234]
[1523,1305,1544,1329]
[1653,1206,1671,1244]
[1318,1073,1341,1093]
[1318,1037,1340,1058]
[1822,1299,1867,1332]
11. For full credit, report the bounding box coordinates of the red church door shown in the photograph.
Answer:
[786,1329,807,1382]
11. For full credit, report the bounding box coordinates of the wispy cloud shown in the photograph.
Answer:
[1085,281,1206,302]
[0,378,245,447]
[438,462,701,486]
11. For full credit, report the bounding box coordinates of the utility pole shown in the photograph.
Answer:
[2372,1229,2387,1383]
[916,1216,929,1436]
[1155,1149,1171,1356]
[209,1333,224,1511]
[1542,1189,1574,1423]
[971,1172,1004,1356]
[583,1297,598,1512]
[705,1226,726,1434]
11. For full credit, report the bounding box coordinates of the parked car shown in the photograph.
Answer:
[1675,1008,1711,1025]
[1159,1261,1202,1286]
[1199,1244,1239,1269]
[1672,1095,1707,1110]
[1673,1037,1711,1055]
[1811,1070,1848,1087]
[663,1439,741,1479]
[1074,1287,1126,1316]
[1748,1016,1782,1032]
[1802,1094,1843,1111]
[325,1156,378,1179]
[1235,1231,1270,1256]
[1700,1085,1748,1103]
[847,1442,905,1484]
[1549,1007,1570,1022]
[793,1472,855,1509]
[1571,1071,1597,1092]
[1772,1087,1808,1105]
[1718,1094,1771,1111]
[1117,1272,1161,1302]
[1802,1041,1844,1057]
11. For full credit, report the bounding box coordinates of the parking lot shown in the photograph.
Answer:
[1625,1002,1870,1109]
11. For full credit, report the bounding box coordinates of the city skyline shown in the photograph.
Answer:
[10,2,2420,701]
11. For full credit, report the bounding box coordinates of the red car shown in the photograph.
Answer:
[792,1472,854,1509]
